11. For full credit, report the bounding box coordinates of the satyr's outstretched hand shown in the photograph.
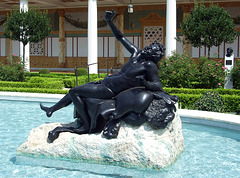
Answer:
[105,10,114,22]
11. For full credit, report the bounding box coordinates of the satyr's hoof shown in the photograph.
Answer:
[47,130,60,143]
[40,103,52,117]
[102,119,121,139]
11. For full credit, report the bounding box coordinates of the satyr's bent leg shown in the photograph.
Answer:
[102,118,121,139]
[68,82,115,133]
[48,126,74,143]
[102,89,153,139]
[40,94,72,117]
[48,119,88,142]
[111,89,154,119]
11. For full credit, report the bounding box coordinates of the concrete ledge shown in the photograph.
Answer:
[0,91,65,103]
[179,109,240,132]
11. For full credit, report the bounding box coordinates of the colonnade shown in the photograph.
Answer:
[17,0,177,73]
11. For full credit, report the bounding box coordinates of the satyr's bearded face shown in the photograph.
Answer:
[142,43,165,63]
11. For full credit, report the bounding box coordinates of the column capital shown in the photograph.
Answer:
[117,6,126,15]
[181,4,193,14]
[58,9,65,17]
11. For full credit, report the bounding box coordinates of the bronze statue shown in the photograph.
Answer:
[40,10,178,142]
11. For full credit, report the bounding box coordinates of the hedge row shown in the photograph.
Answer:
[29,72,107,79]
[172,93,240,113]
[164,88,240,96]
[63,76,104,88]
[0,81,64,89]
[0,87,68,94]
[29,72,75,78]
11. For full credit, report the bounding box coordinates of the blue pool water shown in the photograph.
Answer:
[0,98,240,177]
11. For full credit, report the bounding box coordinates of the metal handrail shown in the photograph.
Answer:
[74,58,121,86]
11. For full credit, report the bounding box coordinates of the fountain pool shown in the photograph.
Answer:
[0,94,240,177]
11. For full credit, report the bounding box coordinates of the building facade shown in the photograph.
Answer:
[0,1,240,71]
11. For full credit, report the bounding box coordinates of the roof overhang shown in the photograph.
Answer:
[0,0,239,11]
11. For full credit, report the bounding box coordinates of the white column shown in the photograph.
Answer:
[166,0,176,57]
[88,0,98,74]
[20,0,30,71]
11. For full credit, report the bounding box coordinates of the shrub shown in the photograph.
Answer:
[193,90,225,112]
[63,78,75,88]
[93,77,104,82]
[0,87,68,94]
[28,77,45,83]
[163,87,240,96]
[0,55,25,82]
[231,60,240,89]
[222,95,240,114]
[39,68,50,74]
[176,93,201,109]
[197,56,225,89]
[77,68,88,76]
[0,80,63,89]
[158,52,198,88]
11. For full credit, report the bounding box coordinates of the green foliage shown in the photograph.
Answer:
[193,90,225,112]
[179,3,237,56]
[197,56,226,88]
[222,95,240,113]
[0,55,25,82]
[77,68,88,76]
[63,78,75,88]
[93,77,104,82]
[158,52,198,88]
[158,52,226,89]
[231,60,240,89]
[29,72,75,78]
[176,93,201,109]
[0,80,63,89]
[164,87,240,95]
[39,68,50,74]
[4,6,51,64]
[28,77,45,83]
[0,87,68,94]
[27,77,63,89]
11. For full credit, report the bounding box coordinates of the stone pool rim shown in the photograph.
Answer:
[1,91,240,132]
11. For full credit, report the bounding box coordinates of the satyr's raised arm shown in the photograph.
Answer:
[105,10,139,54]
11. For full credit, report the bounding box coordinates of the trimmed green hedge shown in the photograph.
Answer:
[222,95,240,113]
[0,81,64,89]
[176,93,240,113]
[173,93,201,109]
[164,87,240,95]
[0,87,68,94]
[29,72,75,77]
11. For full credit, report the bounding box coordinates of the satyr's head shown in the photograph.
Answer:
[141,42,165,63]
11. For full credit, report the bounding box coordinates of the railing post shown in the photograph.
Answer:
[115,58,117,74]
[75,67,78,86]
[87,66,90,82]
[107,61,109,76]
[98,61,100,78]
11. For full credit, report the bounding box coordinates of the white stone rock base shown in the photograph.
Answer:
[17,110,184,170]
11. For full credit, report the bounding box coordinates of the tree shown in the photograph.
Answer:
[4,7,51,66]
[179,3,237,57]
